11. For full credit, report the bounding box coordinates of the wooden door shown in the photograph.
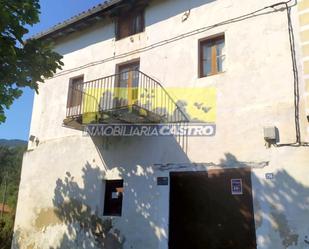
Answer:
[116,61,140,107]
[169,168,256,249]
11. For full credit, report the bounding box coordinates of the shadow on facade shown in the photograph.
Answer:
[252,169,309,248]
[47,134,190,248]
[50,162,125,249]
[217,154,309,248]
[11,151,309,249]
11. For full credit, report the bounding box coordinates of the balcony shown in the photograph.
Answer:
[63,70,188,130]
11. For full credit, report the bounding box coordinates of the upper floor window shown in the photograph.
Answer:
[66,75,84,116]
[116,9,144,40]
[199,34,225,77]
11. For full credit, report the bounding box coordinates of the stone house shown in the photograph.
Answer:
[12,0,309,248]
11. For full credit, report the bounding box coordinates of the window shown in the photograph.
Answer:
[116,60,140,106]
[67,75,84,108]
[103,179,123,216]
[199,35,225,77]
[116,10,144,40]
[66,75,84,116]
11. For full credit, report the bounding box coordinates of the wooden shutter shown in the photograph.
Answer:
[117,16,131,39]
[199,34,225,77]
[116,10,144,40]
[67,76,84,116]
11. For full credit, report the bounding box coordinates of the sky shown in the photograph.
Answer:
[0,0,103,141]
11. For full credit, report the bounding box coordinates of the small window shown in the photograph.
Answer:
[103,179,123,216]
[199,35,225,77]
[116,10,144,40]
[66,75,84,116]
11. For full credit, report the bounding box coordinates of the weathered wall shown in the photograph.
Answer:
[13,0,309,248]
[299,0,309,131]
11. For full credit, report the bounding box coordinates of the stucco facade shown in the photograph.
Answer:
[13,0,309,248]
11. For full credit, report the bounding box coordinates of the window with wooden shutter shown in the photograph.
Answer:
[116,10,144,40]
[66,75,84,116]
[103,179,124,216]
[199,35,225,77]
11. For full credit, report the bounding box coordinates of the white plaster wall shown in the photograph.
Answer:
[14,0,309,248]
[13,136,309,249]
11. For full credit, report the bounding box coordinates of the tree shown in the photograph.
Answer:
[0,144,26,249]
[0,0,63,123]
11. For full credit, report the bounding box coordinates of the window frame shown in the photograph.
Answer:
[116,9,145,40]
[66,74,84,109]
[198,34,225,78]
[103,179,124,216]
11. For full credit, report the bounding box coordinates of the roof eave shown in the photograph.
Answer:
[29,0,123,42]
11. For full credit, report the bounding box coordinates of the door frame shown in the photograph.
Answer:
[115,59,140,107]
[168,168,257,249]
[67,74,84,116]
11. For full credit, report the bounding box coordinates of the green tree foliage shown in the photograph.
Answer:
[0,0,63,123]
[0,144,26,249]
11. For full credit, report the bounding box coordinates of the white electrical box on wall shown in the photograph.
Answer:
[263,126,277,141]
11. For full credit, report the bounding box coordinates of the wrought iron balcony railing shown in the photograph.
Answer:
[64,70,188,128]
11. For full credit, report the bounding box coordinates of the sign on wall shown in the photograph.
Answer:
[157,177,169,186]
[265,173,274,180]
[84,123,216,137]
[231,179,243,195]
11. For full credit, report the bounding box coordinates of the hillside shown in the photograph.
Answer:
[0,139,27,147]
[0,140,26,249]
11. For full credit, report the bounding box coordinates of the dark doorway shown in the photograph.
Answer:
[169,168,256,249]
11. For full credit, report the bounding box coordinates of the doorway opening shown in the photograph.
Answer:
[169,168,256,249]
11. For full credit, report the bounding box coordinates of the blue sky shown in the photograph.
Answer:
[0,0,102,140]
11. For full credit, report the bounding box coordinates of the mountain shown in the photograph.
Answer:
[0,139,27,147]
